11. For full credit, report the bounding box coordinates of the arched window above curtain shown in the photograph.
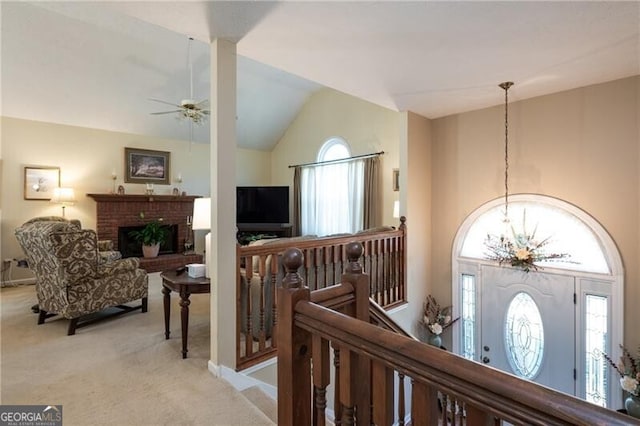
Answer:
[292,138,381,236]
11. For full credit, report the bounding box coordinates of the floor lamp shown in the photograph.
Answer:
[192,197,211,278]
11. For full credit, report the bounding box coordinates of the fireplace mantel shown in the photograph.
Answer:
[87,194,200,203]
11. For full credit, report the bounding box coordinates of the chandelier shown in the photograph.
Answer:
[484,81,570,272]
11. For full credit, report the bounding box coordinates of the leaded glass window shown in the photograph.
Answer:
[585,294,608,407]
[461,274,476,360]
[505,292,544,379]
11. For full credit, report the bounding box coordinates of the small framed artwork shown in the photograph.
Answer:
[124,147,170,185]
[392,168,399,192]
[24,166,60,200]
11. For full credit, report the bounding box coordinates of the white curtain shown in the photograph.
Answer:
[300,160,364,236]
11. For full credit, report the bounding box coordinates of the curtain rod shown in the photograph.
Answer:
[288,151,385,169]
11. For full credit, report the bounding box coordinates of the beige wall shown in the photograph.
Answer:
[395,111,432,338]
[236,148,271,185]
[1,116,210,282]
[431,76,640,350]
[270,88,402,227]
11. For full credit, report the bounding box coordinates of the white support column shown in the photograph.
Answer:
[209,38,237,368]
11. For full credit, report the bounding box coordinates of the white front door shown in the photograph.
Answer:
[480,265,575,395]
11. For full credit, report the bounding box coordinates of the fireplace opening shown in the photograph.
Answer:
[118,224,179,258]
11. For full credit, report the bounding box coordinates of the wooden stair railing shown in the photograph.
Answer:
[236,219,407,370]
[369,297,416,339]
[277,243,635,426]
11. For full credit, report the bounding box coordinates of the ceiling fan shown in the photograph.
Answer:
[150,37,209,124]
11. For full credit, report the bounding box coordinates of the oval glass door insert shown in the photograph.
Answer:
[504,292,544,379]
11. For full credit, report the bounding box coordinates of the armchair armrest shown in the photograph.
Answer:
[97,240,114,251]
[98,258,140,276]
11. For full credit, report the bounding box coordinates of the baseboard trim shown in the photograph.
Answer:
[208,361,277,401]
[1,278,36,288]
[207,360,221,378]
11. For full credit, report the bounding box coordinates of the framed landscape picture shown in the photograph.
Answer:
[124,147,170,185]
[24,166,60,200]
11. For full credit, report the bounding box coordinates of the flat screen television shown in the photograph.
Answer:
[237,186,290,224]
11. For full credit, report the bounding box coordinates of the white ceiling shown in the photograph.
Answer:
[2,1,639,150]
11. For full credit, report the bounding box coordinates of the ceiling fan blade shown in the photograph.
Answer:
[194,99,209,106]
[149,98,182,108]
[151,110,183,115]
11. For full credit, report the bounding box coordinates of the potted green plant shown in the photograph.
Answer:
[128,219,169,258]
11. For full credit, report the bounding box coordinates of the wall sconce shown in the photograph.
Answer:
[393,200,400,219]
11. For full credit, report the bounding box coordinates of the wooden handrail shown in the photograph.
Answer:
[276,244,635,426]
[294,301,631,425]
[368,297,416,339]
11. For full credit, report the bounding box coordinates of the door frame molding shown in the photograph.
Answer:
[451,194,623,408]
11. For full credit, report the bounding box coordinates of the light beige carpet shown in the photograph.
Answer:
[0,273,275,426]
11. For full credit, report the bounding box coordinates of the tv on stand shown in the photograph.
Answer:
[236,186,292,242]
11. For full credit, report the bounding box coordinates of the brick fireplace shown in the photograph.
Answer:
[87,194,202,272]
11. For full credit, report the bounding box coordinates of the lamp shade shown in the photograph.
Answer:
[192,197,211,230]
[393,200,400,219]
[51,187,76,205]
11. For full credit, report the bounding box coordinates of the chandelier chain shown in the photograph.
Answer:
[188,37,194,100]
[499,81,514,221]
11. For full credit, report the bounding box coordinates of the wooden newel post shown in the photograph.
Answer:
[342,242,371,425]
[344,241,363,274]
[277,248,312,426]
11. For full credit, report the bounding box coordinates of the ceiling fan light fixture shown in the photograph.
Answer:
[149,37,210,125]
[179,109,206,124]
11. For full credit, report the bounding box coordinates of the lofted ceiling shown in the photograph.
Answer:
[2,1,638,150]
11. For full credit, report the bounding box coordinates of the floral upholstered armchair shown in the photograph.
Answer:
[21,216,123,264]
[15,219,148,335]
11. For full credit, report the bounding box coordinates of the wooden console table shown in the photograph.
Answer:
[160,270,210,359]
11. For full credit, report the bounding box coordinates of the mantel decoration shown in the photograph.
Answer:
[483,82,568,272]
[603,345,640,418]
[422,295,458,347]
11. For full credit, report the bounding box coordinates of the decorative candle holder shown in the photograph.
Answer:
[176,173,183,195]
[183,215,194,254]
[111,173,117,194]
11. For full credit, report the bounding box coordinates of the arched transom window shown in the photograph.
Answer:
[459,199,609,274]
